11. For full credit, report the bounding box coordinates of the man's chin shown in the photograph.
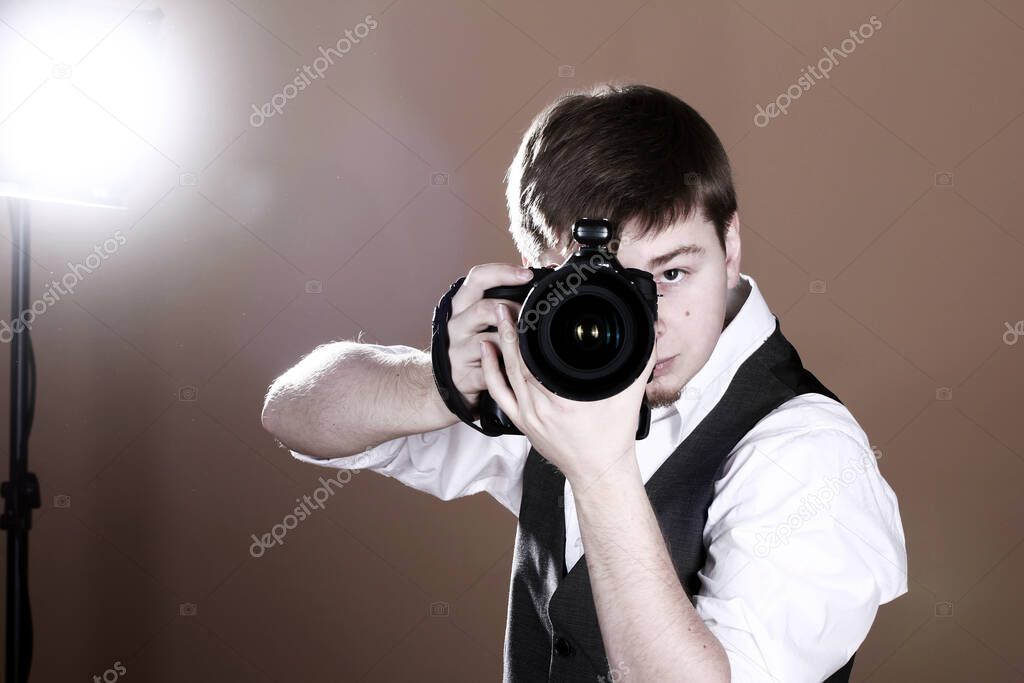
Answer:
[645,379,683,409]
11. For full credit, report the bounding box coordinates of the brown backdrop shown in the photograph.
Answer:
[1,0,1022,680]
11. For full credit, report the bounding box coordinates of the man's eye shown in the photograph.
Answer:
[661,268,687,283]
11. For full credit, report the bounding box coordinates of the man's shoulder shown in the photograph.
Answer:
[709,392,902,561]
[720,392,877,483]
[741,392,871,452]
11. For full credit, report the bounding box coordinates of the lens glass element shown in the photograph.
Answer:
[548,294,625,371]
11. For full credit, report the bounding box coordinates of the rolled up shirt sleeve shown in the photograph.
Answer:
[693,427,909,682]
[290,420,531,517]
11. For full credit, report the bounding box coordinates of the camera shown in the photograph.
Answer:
[477,218,658,439]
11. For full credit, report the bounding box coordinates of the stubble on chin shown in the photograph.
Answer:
[645,380,683,409]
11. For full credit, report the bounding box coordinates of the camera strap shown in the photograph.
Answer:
[430,275,496,435]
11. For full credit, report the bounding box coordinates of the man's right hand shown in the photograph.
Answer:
[444,263,533,412]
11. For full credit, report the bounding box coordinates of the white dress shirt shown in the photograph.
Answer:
[291,272,909,682]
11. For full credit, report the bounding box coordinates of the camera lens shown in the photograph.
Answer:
[549,294,625,371]
[518,269,655,401]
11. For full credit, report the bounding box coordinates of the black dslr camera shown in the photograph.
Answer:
[430,218,659,440]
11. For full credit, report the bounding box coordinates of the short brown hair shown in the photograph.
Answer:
[504,82,737,265]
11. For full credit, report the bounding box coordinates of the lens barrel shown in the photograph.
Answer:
[518,267,655,401]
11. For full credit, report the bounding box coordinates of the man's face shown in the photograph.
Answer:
[524,212,741,409]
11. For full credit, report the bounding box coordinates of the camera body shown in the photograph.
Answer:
[478,218,658,438]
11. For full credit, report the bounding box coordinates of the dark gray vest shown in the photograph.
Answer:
[502,318,857,682]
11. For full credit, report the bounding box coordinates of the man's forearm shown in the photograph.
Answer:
[261,342,458,458]
[570,449,731,682]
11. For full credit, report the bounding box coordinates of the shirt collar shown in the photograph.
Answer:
[649,272,778,447]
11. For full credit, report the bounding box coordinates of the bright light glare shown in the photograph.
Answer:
[0,3,165,209]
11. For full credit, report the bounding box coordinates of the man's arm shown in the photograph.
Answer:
[261,342,458,458]
[692,427,908,681]
[263,263,529,459]
[571,448,730,683]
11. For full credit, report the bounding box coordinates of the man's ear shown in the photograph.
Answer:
[521,255,529,267]
[724,212,742,290]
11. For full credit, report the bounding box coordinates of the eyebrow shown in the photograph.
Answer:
[647,243,707,270]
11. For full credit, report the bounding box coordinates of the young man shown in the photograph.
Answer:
[262,83,908,682]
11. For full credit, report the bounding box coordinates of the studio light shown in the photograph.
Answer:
[0,3,165,680]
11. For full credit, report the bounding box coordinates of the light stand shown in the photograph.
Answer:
[1,197,39,683]
[0,7,165,679]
